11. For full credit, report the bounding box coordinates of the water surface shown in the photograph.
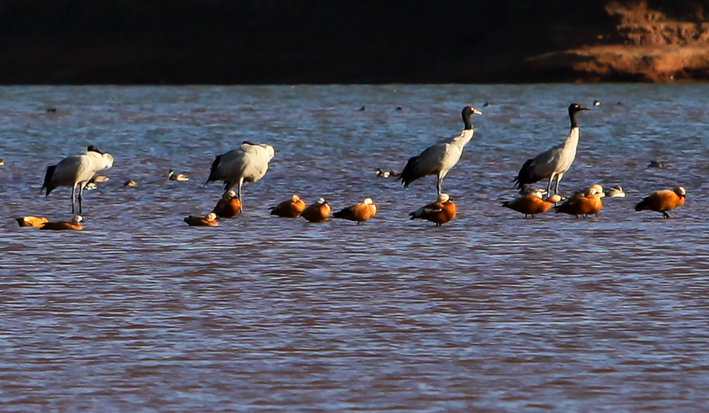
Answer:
[1,84,709,412]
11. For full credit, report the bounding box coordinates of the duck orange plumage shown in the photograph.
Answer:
[333,198,378,225]
[300,198,331,223]
[16,216,49,227]
[555,188,602,218]
[40,215,83,230]
[184,212,219,226]
[502,193,562,218]
[270,194,306,218]
[409,193,457,226]
[635,186,686,218]
[212,190,242,218]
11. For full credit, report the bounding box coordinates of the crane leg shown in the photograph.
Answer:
[78,184,85,214]
[555,174,564,194]
[71,185,76,214]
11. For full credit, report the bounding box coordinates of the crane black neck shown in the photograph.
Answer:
[462,108,474,130]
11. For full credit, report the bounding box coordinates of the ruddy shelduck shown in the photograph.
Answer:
[555,188,603,218]
[333,198,378,225]
[300,198,331,223]
[399,106,483,196]
[270,194,306,218]
[40,215,83,231]
[635,187,686,218]
[41,145,114,214]
[502,193,562,218]
[212,190,242,218]
[16,216,49,227]
[184,212,219,227]
[168,169,189,181]
[409,193,457,226]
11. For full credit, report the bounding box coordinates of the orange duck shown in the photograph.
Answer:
[212,190,242,218]
[270,195,306,218]
[555,187,603,218]
[635,187,686,218]
[184,212,219,227]
[333,198,377,225]
[16,216,49,227]
[409,193,457,226]
[40,215,83,230]
[502,193,562,218]
[300,198,331,223]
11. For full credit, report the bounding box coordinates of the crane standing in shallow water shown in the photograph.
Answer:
[513,103,590,195]
[41,145,114,214]
[398,106,483,196]
[206,141,275,210]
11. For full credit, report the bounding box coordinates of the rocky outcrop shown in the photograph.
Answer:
[530,1,709,82]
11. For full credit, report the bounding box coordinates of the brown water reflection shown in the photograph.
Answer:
[1,85,709,412]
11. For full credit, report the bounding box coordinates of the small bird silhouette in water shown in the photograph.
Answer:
[124,179,138,187]
[375,168,400,178]
[648,160,667,169]
[168,169,189,181]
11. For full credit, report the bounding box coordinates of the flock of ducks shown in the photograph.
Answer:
[13,103,687,230]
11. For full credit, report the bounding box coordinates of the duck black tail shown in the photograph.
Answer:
[634,198,650,211]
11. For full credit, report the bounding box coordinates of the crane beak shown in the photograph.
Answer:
[473,108,483,115]
[579,105,591,111]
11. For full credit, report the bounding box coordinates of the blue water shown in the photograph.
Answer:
[1,84,709,412]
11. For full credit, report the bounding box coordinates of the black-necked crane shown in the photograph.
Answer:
[513,103,590,195]
[206,141,275,208]
[398,106,483,196]
[41,145,114,214]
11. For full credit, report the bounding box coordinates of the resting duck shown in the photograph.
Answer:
[555,188,603,218]
[409,193,457,226]
[333,198,378,225]
[604,185,626,198]
[502,193,562,218]
[213,190,242,218]
[184,212,218,226]
[375,168,400,178]
[40,215,84,230]
[270,195,306,218]
[16,216,49,227]
[300,198,331,223]
[168,169,190,181]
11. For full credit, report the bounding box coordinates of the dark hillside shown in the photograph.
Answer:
[0,0,707,84]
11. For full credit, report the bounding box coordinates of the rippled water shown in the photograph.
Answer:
[1,84,709,412]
